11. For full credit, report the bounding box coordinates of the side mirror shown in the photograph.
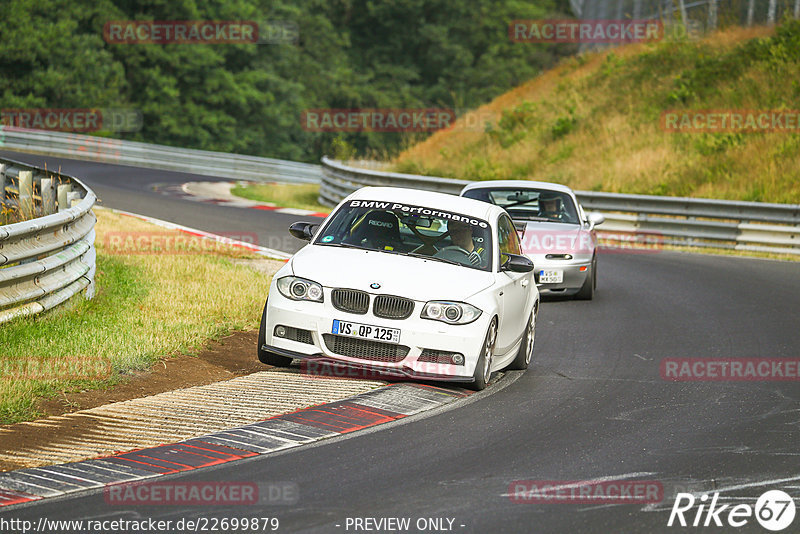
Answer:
[587,212,605,226]
[289,222,318,241]
[501,253,534,273]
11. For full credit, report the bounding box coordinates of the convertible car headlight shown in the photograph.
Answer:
[421,301,482,325]
[277,276,324,302]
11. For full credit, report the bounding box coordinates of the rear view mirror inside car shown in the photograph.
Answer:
[402,215,432,228]
[506,191,535,202]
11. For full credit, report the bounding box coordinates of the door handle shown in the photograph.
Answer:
[521,279,529,287]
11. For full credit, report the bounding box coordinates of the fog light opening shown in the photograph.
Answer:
[452,354,465,365]
[276,325,287,338]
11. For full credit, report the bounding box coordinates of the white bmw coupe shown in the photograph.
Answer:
[257,187,539,390]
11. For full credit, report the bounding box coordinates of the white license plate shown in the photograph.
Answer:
[332,319,400,343]
[539,269,563,284]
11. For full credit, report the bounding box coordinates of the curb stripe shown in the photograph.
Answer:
[129,448,231,469]
[159,182,329,218]
[0,489,39,506]
[181,440,259,458]
[84,459,161,478]
[99,457,179,474]
[249,204,328,217]
[0,383,471,508]
[281,401,403,433]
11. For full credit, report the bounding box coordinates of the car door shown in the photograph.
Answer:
[494,213,531,355]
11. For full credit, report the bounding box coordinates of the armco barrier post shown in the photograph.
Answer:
[57,183,71,212]
[41,178,56,215]
[0,164,6,205]
[67,191,80,208]
[18,170,34,220]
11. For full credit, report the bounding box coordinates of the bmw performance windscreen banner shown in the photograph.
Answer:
[347,200,489,229]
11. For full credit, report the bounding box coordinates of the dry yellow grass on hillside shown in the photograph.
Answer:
[394,25,800,204]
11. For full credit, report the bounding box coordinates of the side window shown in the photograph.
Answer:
[497,215,521,264]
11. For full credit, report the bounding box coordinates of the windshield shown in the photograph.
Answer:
[314,199,493,271]
[463,187,580,224]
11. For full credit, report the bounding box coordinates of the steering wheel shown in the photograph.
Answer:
[437,245,471,257]
[408,227,447,255]
[436,245,486,267]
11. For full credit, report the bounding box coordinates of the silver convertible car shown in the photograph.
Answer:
[461,180,604,300]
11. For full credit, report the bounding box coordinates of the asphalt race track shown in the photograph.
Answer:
[1,150,799,533]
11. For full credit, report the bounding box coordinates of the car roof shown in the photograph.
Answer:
[345,186,504,222]
[460,179,576,197]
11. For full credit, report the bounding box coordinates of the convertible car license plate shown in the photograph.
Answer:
[332,319,400,343]
[539,269,563,284]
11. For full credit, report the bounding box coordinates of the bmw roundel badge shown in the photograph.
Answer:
[370,282,381,289]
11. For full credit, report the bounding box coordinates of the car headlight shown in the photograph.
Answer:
[277,276,324,302]
[421,301,482,325]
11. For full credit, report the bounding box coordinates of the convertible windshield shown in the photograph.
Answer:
[463,187,580,224]
[314,199,493,271]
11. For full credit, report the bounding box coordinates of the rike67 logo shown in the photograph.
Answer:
[668,490,795,531]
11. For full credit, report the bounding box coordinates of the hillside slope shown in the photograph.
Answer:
[394,23,800,203]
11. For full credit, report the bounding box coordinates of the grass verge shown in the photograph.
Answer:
[0,209,274,424]
[231,182,331,213]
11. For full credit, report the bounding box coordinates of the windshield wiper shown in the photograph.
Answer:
[314,242,361,250]
[514,216,550,222]
[404,251,463,266]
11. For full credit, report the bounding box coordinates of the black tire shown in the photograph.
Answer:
[468,318,497,391]
[574,256,596,300]
[257,300,293,367]
[508,309,535,370]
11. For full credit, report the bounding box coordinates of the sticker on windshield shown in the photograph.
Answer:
[321,235,334,243]
[347,200,489,229]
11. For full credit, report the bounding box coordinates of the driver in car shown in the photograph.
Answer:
[538,195,564,220]
[434,220,485,267]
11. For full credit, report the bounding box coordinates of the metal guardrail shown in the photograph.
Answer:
[0,127,322,184]
[320,157,800,255]
[0,157,96,324]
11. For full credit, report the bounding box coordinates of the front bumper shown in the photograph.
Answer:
[264,288,490,381]
[533,259,591,293]
[261,345,475,382]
